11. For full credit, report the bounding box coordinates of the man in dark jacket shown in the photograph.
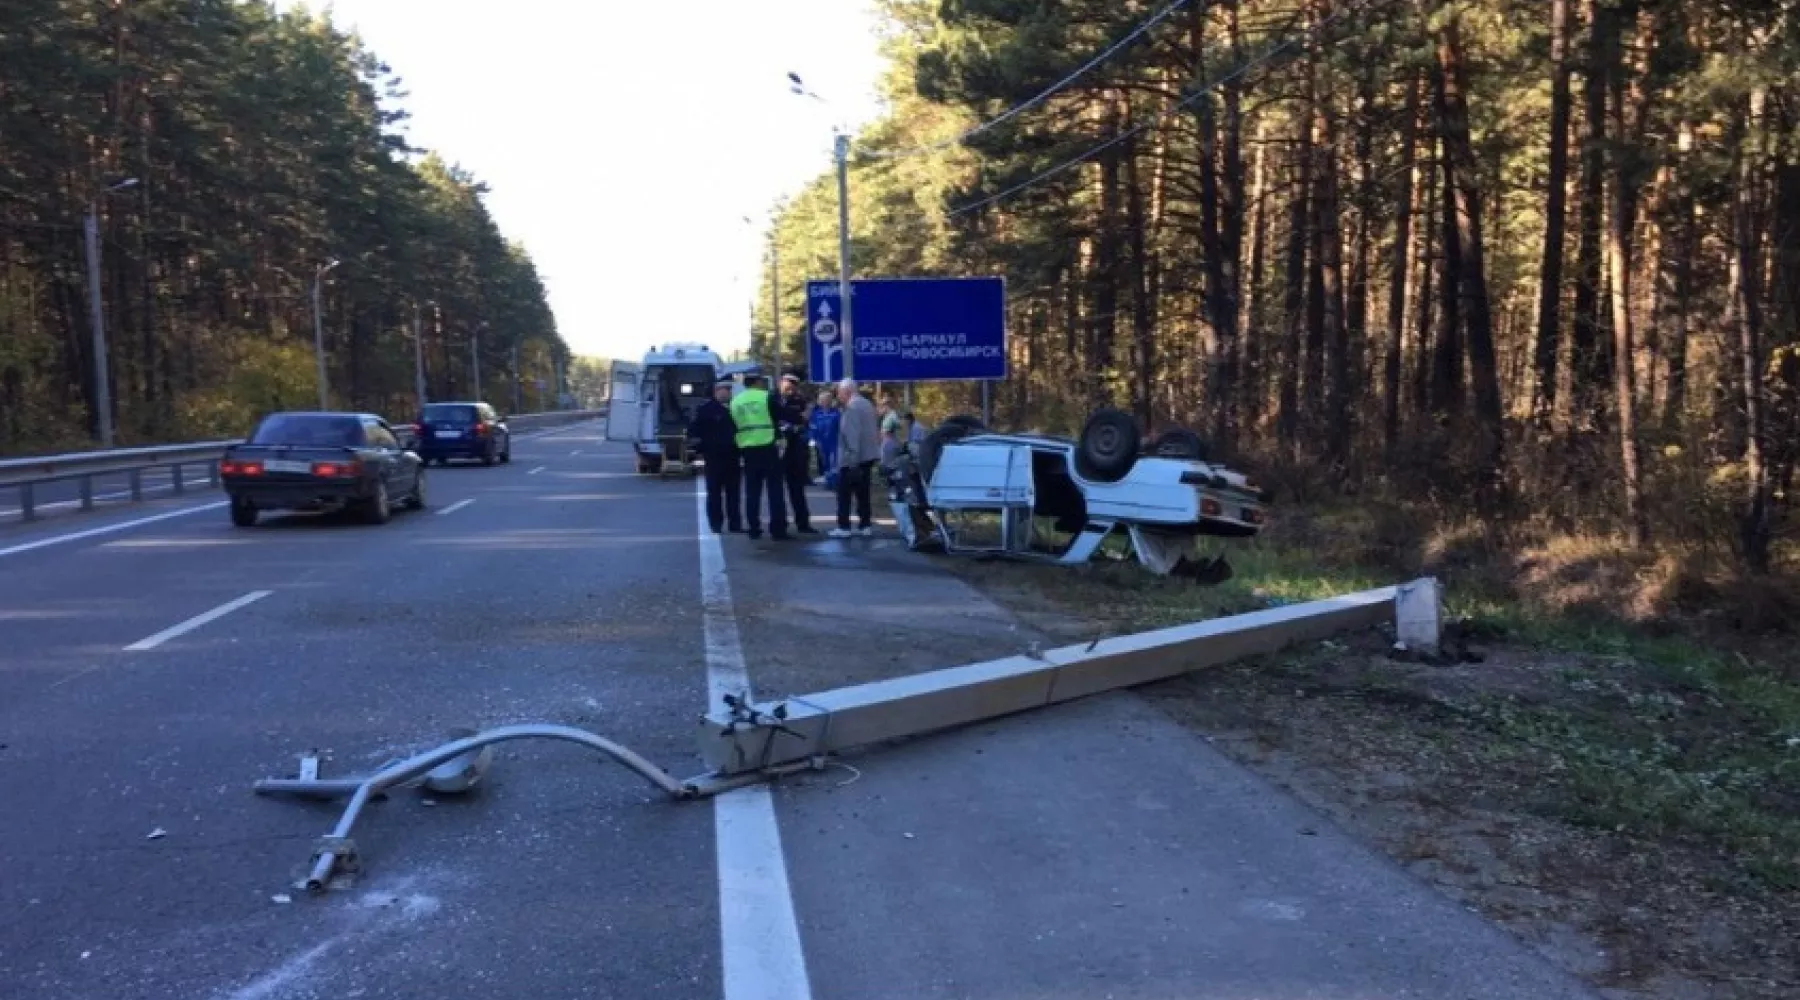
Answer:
[687,379,742,533]
[776,372,817,534]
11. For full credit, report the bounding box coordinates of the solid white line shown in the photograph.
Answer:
[527,466,546,475]
[696,482,813,1000]
[437,498,476,516]
[0,501,227,559]
[124,590,271,651]
[569,449,582,456]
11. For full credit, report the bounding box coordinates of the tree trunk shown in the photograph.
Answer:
[1570,0,1612,432]
[1604,30,1649,546]
[1533,0,1574,426]
[1733,93,1772,573]
[1383,74,1421,450]
[1278,109,1312,454]
[1435,16,1507,507]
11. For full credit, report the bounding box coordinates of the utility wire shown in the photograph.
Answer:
[856,0,1199,163]
[946,0,1365,218]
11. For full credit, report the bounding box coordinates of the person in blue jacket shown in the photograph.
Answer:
[809,388,841,489]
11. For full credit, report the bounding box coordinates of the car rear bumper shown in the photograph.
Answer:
[417,437,493,457]
[225,480,372,510]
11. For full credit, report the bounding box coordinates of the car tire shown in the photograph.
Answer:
[481,445,496,467]
[404,469,427,510]
[363,481,392,525]
[1148,427,1209,461]
[918,422,978,483]
[500,446,511,464]
[1075,408,1141,483]
[229,498,258,528]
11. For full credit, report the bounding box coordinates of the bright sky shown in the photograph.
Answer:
[282,0,888,361]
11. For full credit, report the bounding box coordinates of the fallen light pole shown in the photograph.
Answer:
[255,579,1440,891]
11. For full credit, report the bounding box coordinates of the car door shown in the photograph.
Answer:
[362,419,405,493]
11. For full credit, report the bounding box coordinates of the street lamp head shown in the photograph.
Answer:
[787,71,803,86]
[108,178,139,192]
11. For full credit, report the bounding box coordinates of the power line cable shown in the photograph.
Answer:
[856,0,1199,162]
[946,0,1366,218]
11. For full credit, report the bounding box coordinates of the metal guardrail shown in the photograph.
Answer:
[0,409,606,522]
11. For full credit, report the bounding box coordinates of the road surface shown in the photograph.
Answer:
[0,423,1602,1000]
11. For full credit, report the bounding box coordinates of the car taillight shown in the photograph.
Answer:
[221,460,263,476]
[1200,497,1223,517]
[1243,507,1265,524]
[311,460,361,477]
[473,421,489,437]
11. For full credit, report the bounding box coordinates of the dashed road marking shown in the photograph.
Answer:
[125,590,272,651]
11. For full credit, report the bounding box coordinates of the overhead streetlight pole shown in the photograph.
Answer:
[311,259,341,410]
[412,301,427,409]
[472,322,486,400]
[790,72,854,382]
[83,177,138,448]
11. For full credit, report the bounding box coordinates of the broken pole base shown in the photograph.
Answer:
[697,579,1440,777]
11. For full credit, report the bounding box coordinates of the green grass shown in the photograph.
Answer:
[961,520,1800,891]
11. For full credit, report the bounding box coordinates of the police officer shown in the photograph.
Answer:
[775,372,817,534]
[729,373,789,541]
[687,379,742,534]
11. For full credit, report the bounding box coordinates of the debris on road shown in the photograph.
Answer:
[146,827,167,840]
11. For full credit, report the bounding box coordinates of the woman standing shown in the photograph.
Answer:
[809,389,841,488]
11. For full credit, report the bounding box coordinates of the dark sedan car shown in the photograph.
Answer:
[412,401,511,466]
[218,411,426,527]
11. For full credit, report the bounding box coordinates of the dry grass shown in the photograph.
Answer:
[941,501,1800,1000]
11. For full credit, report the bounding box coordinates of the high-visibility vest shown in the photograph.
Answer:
[730,388,775,449]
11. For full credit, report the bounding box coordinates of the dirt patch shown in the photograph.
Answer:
[949,560,1800,1000]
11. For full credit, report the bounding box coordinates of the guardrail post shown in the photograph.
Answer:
[129,469,143,501]
[19,484,35,521]
[79,475,94,512]
[171,464,185,495]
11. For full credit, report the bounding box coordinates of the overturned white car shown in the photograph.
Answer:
[886,409,1270,583]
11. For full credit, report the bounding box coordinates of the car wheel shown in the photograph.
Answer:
[500,446,512,464]
[1075,408,1141,483]
[363,481,392,525]
[1148,427,1209,461]
[229,498,258,528]
[918,422,978,483]
[481,445,496,467]
[404,469,427,510]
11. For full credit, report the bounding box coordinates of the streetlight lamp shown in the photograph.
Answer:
[789,71,854,381]
[311,259,341,410]
[84,177,138,447]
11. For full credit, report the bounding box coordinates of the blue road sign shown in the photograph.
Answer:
[806,277,1006,383]
[806,284,847,384]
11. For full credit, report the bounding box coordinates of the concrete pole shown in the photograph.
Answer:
[82,205,115,448]
[834,132,854,381]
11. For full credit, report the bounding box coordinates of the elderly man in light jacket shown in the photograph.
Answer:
[831,378,881,537]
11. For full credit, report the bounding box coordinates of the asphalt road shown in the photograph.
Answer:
[0,423,1604,1000]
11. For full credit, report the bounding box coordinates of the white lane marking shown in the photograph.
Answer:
[528,466,546,475]
[437,498,476,516]
[0,501,227,559]
[569,449,582,456]
[124,590,271,651]
[696,481,813,1000]
[214,937,340,1000]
